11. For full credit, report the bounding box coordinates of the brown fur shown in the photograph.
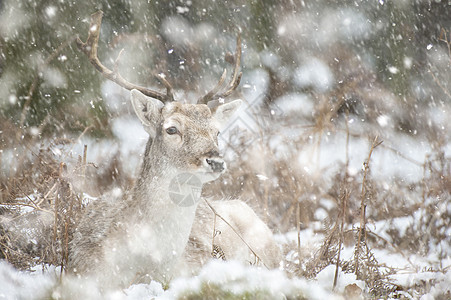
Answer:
[68,90,280,289]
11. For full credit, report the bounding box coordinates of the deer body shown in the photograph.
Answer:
[69,175,199,285]
[69,12,280,289]
[68,90,242,287]
[185,200,282,270]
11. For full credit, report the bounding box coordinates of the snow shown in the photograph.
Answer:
[42,67,67,89]
[1,1,450,299]
[0,6,29,38]
[160,15,218,47]
[293,58,334,92]
[0,262,55,300]
[2,230,447,299]
[165,260,343,300]
[318,8,371,43]
[0,259,343,300]
[272,93,314,118]
[316,265,365,294]
[44,6,57,19]
[242,68,270,106]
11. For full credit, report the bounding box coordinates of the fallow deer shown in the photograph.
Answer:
[68,11,280,288]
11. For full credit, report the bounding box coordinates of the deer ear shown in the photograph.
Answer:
[213,99,242,130]
[130,89,164,137]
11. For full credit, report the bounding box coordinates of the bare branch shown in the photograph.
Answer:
[76,10,172,102]
[355,136,382,275]
[198,34,242,104]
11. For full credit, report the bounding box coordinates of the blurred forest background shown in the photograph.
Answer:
[0,0,450,140]
[0,0,450,298]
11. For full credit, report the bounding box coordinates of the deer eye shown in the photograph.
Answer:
[166,126,179,135]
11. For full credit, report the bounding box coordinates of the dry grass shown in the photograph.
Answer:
[202,92,450,298]
[1,107,449,298]
[1,48,450,298]
[0,139,81,271]
[0,125,134,272]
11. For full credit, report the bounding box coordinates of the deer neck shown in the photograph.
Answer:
[117,140,203,276]
[131,139,202,219]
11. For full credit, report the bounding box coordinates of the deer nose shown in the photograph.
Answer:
[206,158,226,173]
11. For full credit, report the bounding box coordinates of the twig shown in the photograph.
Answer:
[428,68,451,100]
[296,201,301,272]
[42,182,58,206]
[61,219,68,278]
[344,227,417,269]
[428,28,451,99]
[65,125,94,158]
[211,213,217,254]
[0,202,52,215]
[15,186,39,208]
[12,185,52,214]
[438,28,451,64]
[82,144,87,180]
[333,115,351,290]
[345,112,350,173]
[422,154,429,204]
[380,143,423,166]
[355,136,382,276]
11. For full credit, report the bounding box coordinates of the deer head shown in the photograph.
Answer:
[131,89,241,183]
[77,10,243,183]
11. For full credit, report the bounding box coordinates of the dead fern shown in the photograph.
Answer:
[341,228,397,297]
[301,221,340,279]
[0,141,90,271]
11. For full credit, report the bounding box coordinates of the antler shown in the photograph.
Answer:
[197,34,242,104]
[76,10,174,102]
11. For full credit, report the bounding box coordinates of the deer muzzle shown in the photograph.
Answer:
[205,157,226,173]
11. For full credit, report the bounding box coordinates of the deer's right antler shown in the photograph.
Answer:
[76,10,174,102]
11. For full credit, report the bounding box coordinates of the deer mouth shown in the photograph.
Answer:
[186,157,226,182]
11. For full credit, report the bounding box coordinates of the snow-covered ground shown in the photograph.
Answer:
[3,65,450,299]
[2,4,450,298]
[0,258,338,300]
[1,226,449,299]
